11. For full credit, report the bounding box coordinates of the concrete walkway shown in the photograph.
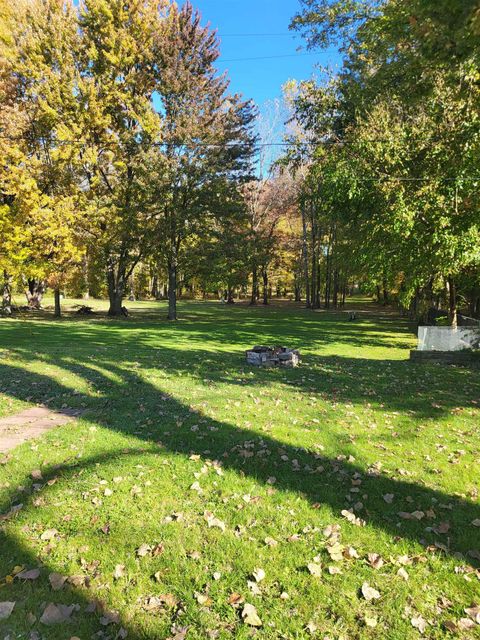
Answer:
[0,406,83,453]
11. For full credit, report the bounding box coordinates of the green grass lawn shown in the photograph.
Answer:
[0,299,479,639]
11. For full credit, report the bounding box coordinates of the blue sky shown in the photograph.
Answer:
[186,0,341,107]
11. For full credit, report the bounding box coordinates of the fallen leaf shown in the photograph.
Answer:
[0,602,15,620]
[307,562,322,577]
[16,568,40,580]
[458,618,476,631]
[264,536,278,547]
[383,494,394,504]
[328,566,342,575]
[252,568,265,583]
[195,592,212,606]
[411,615,427,634]
[49,573,67,591]
[464,604,480,624]
[204,511,226,531]
[40,529,59,541]
[242,603,262,627]
[136,543,152,557]
[327,542,344,561]
[361,582,380,601]
[397,567,409,581]
[367,553,384,570]
[100,609,120,625]
[364,613,377,628]
[40,603,74,625]
[228,592,244,606]
[113,564,125,579]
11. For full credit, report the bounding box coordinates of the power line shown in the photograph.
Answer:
[221,52,316,62]
[218,33,296,37]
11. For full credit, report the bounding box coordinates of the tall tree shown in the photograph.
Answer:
[153,2,256,320]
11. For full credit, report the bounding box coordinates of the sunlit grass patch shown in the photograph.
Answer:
[0,300,478,639]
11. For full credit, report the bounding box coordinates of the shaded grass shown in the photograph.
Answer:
[0,299,479,639]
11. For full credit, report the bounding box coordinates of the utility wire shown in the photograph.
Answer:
[218,33,296,37]
[0,135,462,147]
[221,52,315,62]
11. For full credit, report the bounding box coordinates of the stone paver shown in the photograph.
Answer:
[0,406,83,452]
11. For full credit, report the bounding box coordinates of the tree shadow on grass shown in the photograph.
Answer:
[0,323,479,637]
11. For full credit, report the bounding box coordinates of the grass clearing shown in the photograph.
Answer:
[0,299,479,639]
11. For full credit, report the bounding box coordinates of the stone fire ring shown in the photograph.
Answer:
[245,346,300,367]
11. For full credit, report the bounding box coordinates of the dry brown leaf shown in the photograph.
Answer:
[464,604,480,624]
[458,618,476,631]
[40,603,74,625]
[49,573,67,591]
[228,592,244,606]
[16,568,40,580]
[367,553,384,570]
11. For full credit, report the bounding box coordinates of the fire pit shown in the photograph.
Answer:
[245,346,300,367]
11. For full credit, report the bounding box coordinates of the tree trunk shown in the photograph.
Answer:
[54,286,61,318]
[324,238,331,309]
[82,251,90,300]
[301,201,310,308]
[262,268,268,305]
[107,266,125,316]
[151,274,159,299]
[2,271,12,315]
[382,277,389,306]
[448,276,457,328]
[25,279,46,309]
[250,266,258,305]
[333,269,339,308]
[167,259,177,320]
[227,286,234,304]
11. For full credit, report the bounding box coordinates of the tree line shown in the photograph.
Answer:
[2,0,479,324]
[284,0,480,325]
[0,0,266,318]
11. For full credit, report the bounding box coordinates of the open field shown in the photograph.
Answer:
[0,300,479,639]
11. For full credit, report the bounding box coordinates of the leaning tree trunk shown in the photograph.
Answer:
[54,286,61,318]
[167,258,177,320]
[25,278,46,309]
[2,271,12,315]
